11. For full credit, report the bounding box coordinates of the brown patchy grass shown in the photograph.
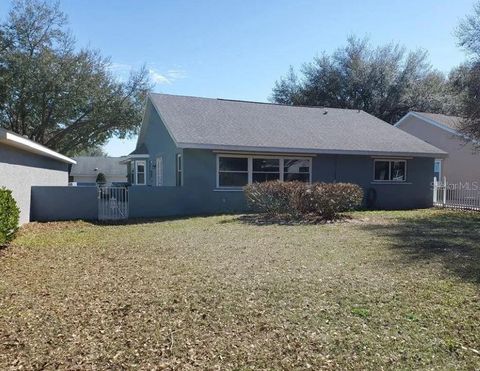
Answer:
[0,209,479,370]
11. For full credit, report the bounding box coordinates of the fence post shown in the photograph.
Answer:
[443,176,447,206]
[433,177,437,204]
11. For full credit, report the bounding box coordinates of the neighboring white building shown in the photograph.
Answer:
[70,157,128,186]
[0,128,75,224]
[395,112,480,184]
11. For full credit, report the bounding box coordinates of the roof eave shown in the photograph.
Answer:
[177,142,447,158]
[0,129,76,164]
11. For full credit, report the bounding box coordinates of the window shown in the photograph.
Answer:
[434,159,442,180]
[217,155,312,188]
[374,159,406,182]
[283,158,310,182]
[218,156,249,187]
[252,158,280,182]
[176,154,183,186]
[135,160,146,185]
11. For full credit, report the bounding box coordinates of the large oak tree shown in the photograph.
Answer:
[0,0,151,155]
[456,1,480,146]
[271,37,456,124]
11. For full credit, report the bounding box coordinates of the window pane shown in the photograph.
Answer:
[219,172,248,187]
[253,158,279,172]
[374,161,390,180]
[252,172,280,183]
[284,173,309,182]
[177,155,182,171]
[219,157,248,171]
[137,173,145,184]
[137,163,145,173]
[284,159,309,173]
[391,161,406,181]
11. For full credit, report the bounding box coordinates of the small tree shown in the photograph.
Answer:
[96,172,107,185]
[0,187,20,245]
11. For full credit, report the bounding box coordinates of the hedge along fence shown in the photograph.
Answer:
[0,187,20,245]
[244,181,364,220]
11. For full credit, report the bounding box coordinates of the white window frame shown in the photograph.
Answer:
[434,159,442,181]
[216,154,312,189]
[135,160,147,185]
[373,159,407,182]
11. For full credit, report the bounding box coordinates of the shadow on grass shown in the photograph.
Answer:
[231,213,350,226]
[360,210,480,284]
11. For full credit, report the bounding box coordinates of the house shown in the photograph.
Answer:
[395,112,480,184]
[121,93,446,216]
[0,128,76,224]
[69,156,128,186]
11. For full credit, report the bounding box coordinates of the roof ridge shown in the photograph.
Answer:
[150,92,363,112]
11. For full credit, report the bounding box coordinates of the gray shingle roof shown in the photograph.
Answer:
[412,112,463,132]
[70,157,127,176]
[150,93,446,157]
[129,143,149,156]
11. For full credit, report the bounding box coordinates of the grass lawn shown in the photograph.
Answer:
[1,209,479,369]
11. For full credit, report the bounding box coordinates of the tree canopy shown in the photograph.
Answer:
[455,1,480,145]
[271,37,456,124]
[0,0,151,156]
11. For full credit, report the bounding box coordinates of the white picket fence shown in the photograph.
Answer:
[433,177,480,211]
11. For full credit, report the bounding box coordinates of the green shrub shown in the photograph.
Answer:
[292,182,365,219]
[0,187,20,245]
[96,172,107,185]
[244,181,363,220]
[244,181,304,216]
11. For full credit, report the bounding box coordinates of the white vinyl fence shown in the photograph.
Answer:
[433,177,480,211]
[97,186,129,220]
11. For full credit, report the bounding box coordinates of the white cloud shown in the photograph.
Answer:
[148,68,187,85]
[109,63,187,85]
[108,63,133,82]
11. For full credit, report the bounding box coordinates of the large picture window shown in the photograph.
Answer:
[217,155,312,188]
[374,159,407,182]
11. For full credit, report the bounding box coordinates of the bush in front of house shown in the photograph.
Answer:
[0,187,20,245]
[244,181,363,220]
[243,181,304,216]
[96,172,107,185]
[291,182,365,219]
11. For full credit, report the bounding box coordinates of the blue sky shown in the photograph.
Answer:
[1,0,476,155]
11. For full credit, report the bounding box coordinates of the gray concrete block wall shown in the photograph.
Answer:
[31,186,98,221]
[128,186,247,219]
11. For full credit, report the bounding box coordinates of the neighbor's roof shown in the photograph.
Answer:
[409,112,463,132]
[148,93,446,157]
[0,128,76,164]
[70,156,127,176]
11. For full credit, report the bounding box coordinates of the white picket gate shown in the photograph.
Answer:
[433,177,480,211]
[97,186,129,220]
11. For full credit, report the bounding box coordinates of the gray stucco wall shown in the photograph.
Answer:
[310,154,434,209]
[127,149,434,219]
[31,186,98,221]
[0,144,69,224]
[129,186,246,218]
[139,101,181,186]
